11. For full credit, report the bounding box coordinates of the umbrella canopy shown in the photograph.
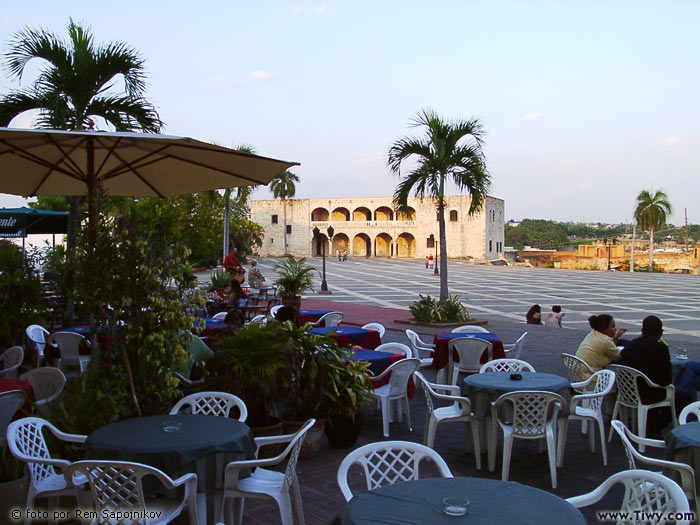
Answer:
[0,206,69,237]
[0,128,299,197]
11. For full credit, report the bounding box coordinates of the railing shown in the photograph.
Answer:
[311,220,415,228]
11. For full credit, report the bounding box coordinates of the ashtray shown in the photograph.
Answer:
[509,373,522,380]
[161,420,182,432]
[443,497,469,516]
[677,355,689,360]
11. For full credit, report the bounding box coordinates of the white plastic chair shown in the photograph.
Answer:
[312,311,344,327]
[337,440,453,502]
[361,322,385,338]
[270,305,284,318]
[559,370,616,467]
[414,372,481,469]
[451,325,490,333]
[561,353,596,391]
[249,314,268,326]
[65,460,198,525]
[218,418,315,525]
[375,342,412,358]
[0,390,26,444]
[26,324,49,366]
[503,332,528,359]
[608,364,677,452]
[449,338,493,386]
[405,329,439,378]
[48,332,89,380]
[370,358,420,437]
[169,391,248,422]
[7,417,87,522]
[19,367,66,418]
[489,390,565,488]
[0,345,24,379]
[566,470,690,525]
[611,419,698,511]
[479,358,535,373]
[679,401,700,424]
[213,311,228,320]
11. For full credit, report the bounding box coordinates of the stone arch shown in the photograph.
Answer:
[397,207,416,220]
[311,207,329,221]
[332,233,350,255]
[353,207,371,221]
[312,234,329,257]
[332,207,350,221]
[353,233,371,257]
[374,206,394,221]
[397,233,416,258]
[374,233,393,257]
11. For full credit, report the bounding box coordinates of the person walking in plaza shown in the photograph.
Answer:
[337,249,342,262]
[575,314,627,379]
[343,249,348,261]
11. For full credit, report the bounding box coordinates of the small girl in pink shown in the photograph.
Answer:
[545,305,565,328]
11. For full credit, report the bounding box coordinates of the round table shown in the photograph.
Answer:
[310,326,382,349]
[333,477,585,524]
[666,422,700,495]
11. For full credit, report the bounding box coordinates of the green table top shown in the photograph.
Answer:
[85,414,256,476]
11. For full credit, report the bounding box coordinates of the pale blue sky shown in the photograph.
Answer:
[1,1,698,223]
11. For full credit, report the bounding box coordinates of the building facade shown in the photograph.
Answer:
[250,195,505,260]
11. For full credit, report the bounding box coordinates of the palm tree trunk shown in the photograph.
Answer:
[283,197,288,256]
[437,192,448,304]
[648,226,654,272]
[630,223,635,272]
[63,196,81,326]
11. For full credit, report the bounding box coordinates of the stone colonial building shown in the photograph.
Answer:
[250,195,505,260]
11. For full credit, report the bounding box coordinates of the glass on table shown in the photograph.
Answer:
[678,347,689,360]
[442,497,469,516]
[161,420,182,432]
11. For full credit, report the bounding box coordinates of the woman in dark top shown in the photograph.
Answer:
[526,304,542,325]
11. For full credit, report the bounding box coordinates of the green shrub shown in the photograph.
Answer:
[409,294,470,323]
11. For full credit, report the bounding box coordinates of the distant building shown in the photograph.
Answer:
[250,195,505,260]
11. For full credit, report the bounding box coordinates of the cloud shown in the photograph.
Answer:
[247,70,277,82]
[521,112,543,121]
[662,136,679,145]
[315,1,327,13]
[207,76,234,90]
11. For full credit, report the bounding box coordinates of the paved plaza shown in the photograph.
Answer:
[256,257,700,342]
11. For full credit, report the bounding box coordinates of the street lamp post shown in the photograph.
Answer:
[433,238,439,276]
[314,225,333,294]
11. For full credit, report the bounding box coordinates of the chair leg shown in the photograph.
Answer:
[426,418,437,448]
[608,401,620,442]
[276,492,295,525]
[403,396,412,432]
[501,432,513,482]
[213,490,223,524]
[546,427,558,489]
[556,417,568,468]
[488,417,498,472]
[292,476,306,525]
[469,419,481,470]
[596,414,608,466]
[196,493,207,525]
[233,498,245,525]
[638,406,648,453]
[381,397,390,437]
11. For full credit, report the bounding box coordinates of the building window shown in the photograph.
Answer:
[427,235,435,248]
[286,225,292,234]
[271,214,278,224]
[449,210,458,222]
[270,238,273,244]
[489,240,493,252]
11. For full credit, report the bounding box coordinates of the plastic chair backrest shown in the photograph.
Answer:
[270,305,284,318]
[0,390,26,443]
[337,440,453,502]
[318,312,344,327]
[169,391,248,422]
[386,358,420,396]
[7,417,62,487]
[450,338,492,373]
[362,323,386,338]
[679,401,700,424]
[0,346,24,378]
[585,370,616,414]
[480,358,535,373]
[249,314,267,326]
[26,325,49,355]
[510,332,528,359]
[494,391,564,438]
[213,311,228,320]
[561,353,595,384]
[48,332,85,366]
[19,367,66,406]
[608,365,645,408]
[375,342,412,358]
[451,325,490,333]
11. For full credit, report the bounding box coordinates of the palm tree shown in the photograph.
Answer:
[634,189,672,272]
[0,18,162,255]
[388,108,490,303]
[269,170,300,256]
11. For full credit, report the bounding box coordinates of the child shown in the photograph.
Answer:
[545,305,565,328]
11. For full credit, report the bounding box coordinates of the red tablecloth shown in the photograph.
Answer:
[369,353,416,399]
[0,378,34,418]
[432,333,506,370]
[320,328,381,350]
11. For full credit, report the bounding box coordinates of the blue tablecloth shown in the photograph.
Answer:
[349,350,394,375]
[462,372,570,397]
[311,326,372,345]
[299,309,333,320]
[436,332,502,343]
[671,354,689,375]
[333,477,585,525]
[667,421,700,451]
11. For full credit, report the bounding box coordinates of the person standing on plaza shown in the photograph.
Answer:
[575,314,627,379]
[343,249,348,262]
[223,247,241,273]
[337,249,342,262]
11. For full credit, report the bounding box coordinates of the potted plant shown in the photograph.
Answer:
[0,444,27,517]
[273,256,316,310]
[210,269,234,298]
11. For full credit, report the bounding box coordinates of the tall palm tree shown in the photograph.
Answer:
[388,108,490,303]
[0,18,162,255]
[269,170,300,256]
[634,189,672,272]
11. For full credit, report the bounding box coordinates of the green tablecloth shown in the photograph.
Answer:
[86,414,255,490]
[333,477,585,524]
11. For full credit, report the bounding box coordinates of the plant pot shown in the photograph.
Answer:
[0,472,28,519]
[325,412,363,448]
[251,417,284,458]
[281,296,302,310]
[282,418,327,459]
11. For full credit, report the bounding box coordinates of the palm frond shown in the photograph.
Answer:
[86,95,162,132]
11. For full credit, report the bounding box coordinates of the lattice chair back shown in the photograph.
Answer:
[608,365,644,408]
[560,353,595,386]
[480,358,535,373]
[566,470,690,524]
[26,324,49,357]
[586,370,616,415]
[7,417,63,488]
[416,372,436,415]
[611,420,641,470]
[337,440,453,501]
[451,325,490,333]
[0,390,26,443]
[0,346,23,379]
[450,338,492,380]
[376,342,412,359]
[362,323,386,338]
[405,330,433,359]
[494,391,565,438]
[679,401,700,424]
[317,311,344,327]
[280,418,315,492]
[170,391,248,422]
[387,358,420,396]
[72,461,149,518]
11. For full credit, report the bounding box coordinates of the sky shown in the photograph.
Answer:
[0,1,698,224]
